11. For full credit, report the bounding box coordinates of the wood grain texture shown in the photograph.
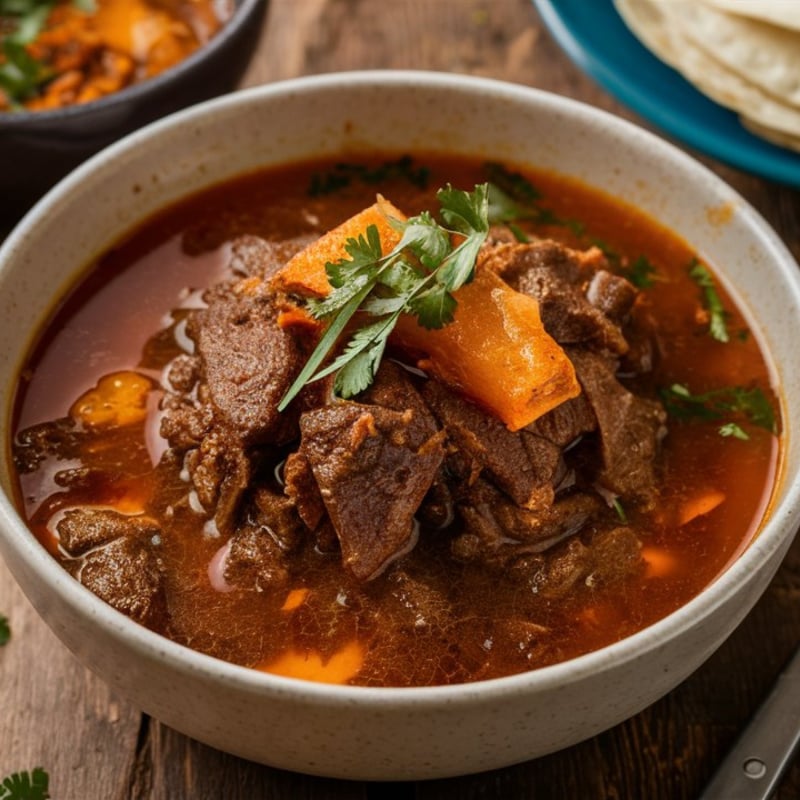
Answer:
[1,0,799,797]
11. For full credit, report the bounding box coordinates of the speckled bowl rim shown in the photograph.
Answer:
[0,0,265,127]
[2,70,799,713]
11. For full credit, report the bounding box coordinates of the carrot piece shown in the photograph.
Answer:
[280,587,310,612]
[392,268,580,429]
[257,640,364,685]
[641,546,678,578]
[271,197,406,297]
[678,489,726,525]
[272,199,580,429]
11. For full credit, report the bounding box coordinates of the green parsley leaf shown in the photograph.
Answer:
[624,255,658,289]
[308,156,430,196]
[688,258,729,342]
[278,183,490,409]
[0,613,9,645]
[719,422,749,440]
[660,383,776,435]
[0,767,50,800]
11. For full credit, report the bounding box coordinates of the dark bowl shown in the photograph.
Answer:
[0,0,267,225]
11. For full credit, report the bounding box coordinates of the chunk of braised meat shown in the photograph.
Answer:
[481,239,633,354]
[228,234,316,281]
[526,393,597,449]
[222,524,290,592]
[568,348,667,507]
[452,480,605,562]
[298,402,445,581]
[513,526,643,599]
[182,429,251,535]
[56,507,161,556]
[187,283,305,447]
[251,486,306,552]
[422,380,562,510]
[56,508,165,627]
[283,450,326,532]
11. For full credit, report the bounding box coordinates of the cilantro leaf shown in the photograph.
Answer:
[308,156,430,196]
[624,255,658,288]
[278,184,490,408]
[689,258,729,342]
[0,767,50,800]
[660,383,776,436]
[0,614,9,646]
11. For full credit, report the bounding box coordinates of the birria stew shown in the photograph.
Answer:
[10,155,780,686]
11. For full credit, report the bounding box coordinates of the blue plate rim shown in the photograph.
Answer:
[532,0,800,187]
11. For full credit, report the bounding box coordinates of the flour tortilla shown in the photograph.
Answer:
[614,0,800,149]
[700,0,800,32]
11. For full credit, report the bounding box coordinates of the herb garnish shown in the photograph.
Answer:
[308,156,430,196]
[0,768,50,800]
[660,383,776,439]
[0,613,9,645]
[0,0,94,108]
[484,162,583,237]
[278,184,490,410]
[624,255,658,289]
[688,258,729,342]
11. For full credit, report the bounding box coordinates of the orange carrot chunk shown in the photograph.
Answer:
[272,199,580,430]
[392,268,580,430]
[272,198,405,297]
[678,489,726,525]
[257,640,364,685]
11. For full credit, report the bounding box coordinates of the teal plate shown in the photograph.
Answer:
[533,0,800,187]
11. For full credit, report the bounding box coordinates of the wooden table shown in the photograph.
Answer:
[2,1,799,797]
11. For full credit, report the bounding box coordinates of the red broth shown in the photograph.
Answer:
[10,155,779,686]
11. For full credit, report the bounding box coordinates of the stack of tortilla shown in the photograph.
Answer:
[614,0,800,151]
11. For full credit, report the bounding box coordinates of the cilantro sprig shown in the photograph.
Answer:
[278,184,490,409]
[0,613,9,646]
[308,156,430,196]
[660,383,776,440]
[689,258,729,342]
[0,768,50,800]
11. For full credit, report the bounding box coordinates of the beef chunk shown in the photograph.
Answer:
[283,450,326,532]
[228,234,315,281]
[423,380,561,510]
[299,402,444,581]
[222,524,290,592]
[569,348,667,506]
[56,508,161,556]
[527,393,597,448]
[189,286,304,446]
[481,240,630,354]
[453,480,604,561]
[586,270,638,321]
[165,354,201,394]
[77,535,165,626]
[184,429,251,534]
[252,486,305,552]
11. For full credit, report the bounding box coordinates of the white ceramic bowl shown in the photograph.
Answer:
[1,72,799,781]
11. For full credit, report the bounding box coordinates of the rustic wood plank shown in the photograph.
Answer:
[0,556,143,799]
